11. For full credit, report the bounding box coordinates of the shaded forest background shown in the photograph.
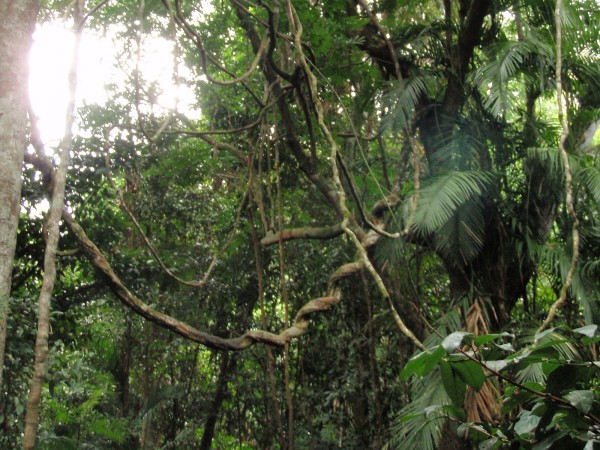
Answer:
[1,0,600,448]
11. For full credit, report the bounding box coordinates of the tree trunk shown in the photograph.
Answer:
[200,352,237,450]
[0,0,38,389]
[23,2,80,447]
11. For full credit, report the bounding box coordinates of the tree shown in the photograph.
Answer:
[0,0,38,387]
[23,1,81,447]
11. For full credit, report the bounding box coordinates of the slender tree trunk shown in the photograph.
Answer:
[23,3,81,447]
[0,0,38,389]
[199,352,237,450]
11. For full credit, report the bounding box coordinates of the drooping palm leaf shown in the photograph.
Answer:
[579,166,600,205]
[389,370,450,450]
[434,199,486,264]
[428,129,484,171]
[526,147,564,172]
[411,170,493,235]
[475,31,553,117]
[571,269,600,325]
[380,70,442,132]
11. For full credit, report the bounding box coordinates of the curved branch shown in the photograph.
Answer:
[24,152,390,351]
[355,0,401,79]
[284,0,424,349]
[103,143,249,289]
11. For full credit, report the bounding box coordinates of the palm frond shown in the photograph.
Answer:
[579,166,600,205]
[428,129,484,171]
[390,371,450,450]
[516,331,580,383]
[526,147,567,176]
[526,238,563,274]
[434,200,486,264]
[475,32,553,117]
[571,269,600,325]
[411,170,493,235]
[380,71,442,132]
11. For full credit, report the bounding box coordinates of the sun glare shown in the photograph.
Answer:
[29,22,199,149]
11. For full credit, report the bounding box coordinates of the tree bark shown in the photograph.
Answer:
[0,0,38,389]
[199,352,237,450]
[23,2,80,447]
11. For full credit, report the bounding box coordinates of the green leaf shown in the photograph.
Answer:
[495,343,515,352]
[483,360,508,372]
[479,437,500,450]
[423,404,465,420]
[573,324,598,337]
[440,360,466,407]
[546,411,569,431]
[442,331,472,353]
[413,171,493,235]
[534,327,557,342]
[532,430,570,450]
[400,345,446,380]
[514,410,541,437]
[474,332,514,346]
[452,360,486,391]
[546,365,593,396]
[564,390,594,414]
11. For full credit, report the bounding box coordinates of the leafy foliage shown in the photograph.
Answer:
[397,326,600,449]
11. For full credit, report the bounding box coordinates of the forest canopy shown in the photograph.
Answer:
[1,0,600,448]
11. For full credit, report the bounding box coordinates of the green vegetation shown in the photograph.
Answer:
[1,0,600,448]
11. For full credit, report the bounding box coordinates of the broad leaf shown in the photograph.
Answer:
[440,360,466,407]
[514,410,541,437]
[564,390,594,414]
[400,345,446,380]
[474,332,514,346]
[442,331,472,353]
[573,324,598,338]
[452,360,486,391]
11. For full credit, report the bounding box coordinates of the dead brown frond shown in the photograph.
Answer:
[465,380,501,425]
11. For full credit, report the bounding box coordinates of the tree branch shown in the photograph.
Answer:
[260,224,344,246]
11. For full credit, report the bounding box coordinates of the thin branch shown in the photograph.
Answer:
[284,0,424,350]
[168,0,263,105]
[356,0,401,79]
[336,152,400,239]
[103,144,249,289]
[78,0,110,30]
[538,0,580,333]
